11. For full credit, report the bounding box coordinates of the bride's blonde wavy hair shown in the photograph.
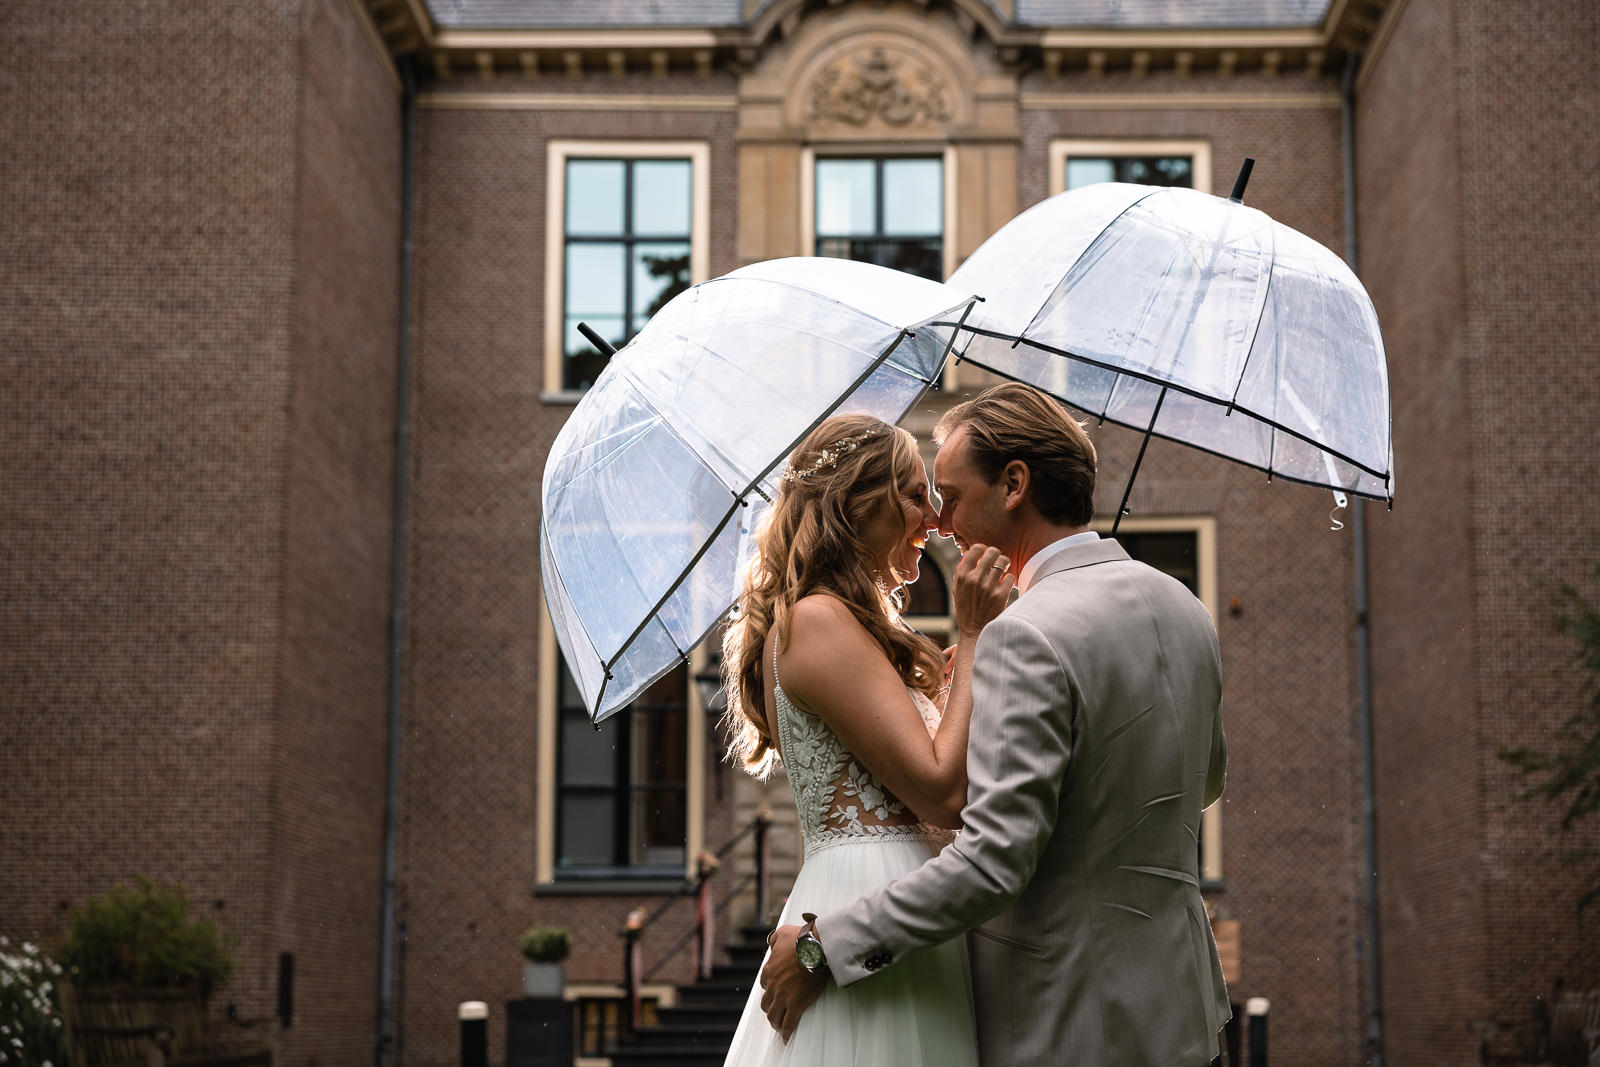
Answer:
[721,414,945,778]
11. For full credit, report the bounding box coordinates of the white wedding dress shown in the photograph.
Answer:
[722,651,979,1066]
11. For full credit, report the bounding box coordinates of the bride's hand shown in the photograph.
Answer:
[953,544,1014,640]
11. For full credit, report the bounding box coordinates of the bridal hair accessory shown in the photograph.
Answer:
[782,428,882,483]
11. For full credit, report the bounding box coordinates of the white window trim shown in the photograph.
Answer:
[801,145,962,389]
[1048,138,1213,196]
[536,590,707,885]
[1093,515,1224,883]
[543,140,712,399]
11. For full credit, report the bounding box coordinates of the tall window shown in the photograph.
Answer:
[561,158,693,391]
[555,657,687,877]
[1065,155,1194,190]
[814,157,944,281]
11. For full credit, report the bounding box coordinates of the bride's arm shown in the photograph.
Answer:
[780,546,1012,829]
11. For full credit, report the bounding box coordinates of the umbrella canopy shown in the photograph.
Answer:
[541,257,976,721]
[949,177,1393,503]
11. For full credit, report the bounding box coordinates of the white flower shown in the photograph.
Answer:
[19,944,34,955]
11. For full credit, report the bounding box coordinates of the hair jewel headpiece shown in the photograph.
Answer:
[782,428,882,483]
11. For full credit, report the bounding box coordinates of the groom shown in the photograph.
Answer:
[760,382,1230,1064]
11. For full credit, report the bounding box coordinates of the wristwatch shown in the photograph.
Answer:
[795,913,828,974]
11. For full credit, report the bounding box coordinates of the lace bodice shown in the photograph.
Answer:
[773,645,956,857]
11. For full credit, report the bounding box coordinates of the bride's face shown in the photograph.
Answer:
[859,457,939,585]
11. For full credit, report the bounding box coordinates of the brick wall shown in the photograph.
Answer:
[1361,0,1600,1062]
[1358,4,1485,1062]
[0,3,401,1064]
[1456,0,1600,1018]
[397,83,740,1065]
[272,0,402,1063]
[0,0,302,1014]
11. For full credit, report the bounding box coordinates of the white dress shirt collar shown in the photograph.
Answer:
[1016,531,1100,594]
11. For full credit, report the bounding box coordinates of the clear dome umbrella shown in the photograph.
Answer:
[541,257,977,722]
[949,159,1394,527]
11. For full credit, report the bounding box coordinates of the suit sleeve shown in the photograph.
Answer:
[1204,706,1227,809]
[816,611,1073,987]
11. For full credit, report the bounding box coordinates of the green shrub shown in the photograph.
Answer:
[58,878,235,1001]
[516,926,571,964]
[0,934,68,1067]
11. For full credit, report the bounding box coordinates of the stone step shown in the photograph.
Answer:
[623,1020,738,1047]
[652,1003,746,1029]
[604,1046,726,1067]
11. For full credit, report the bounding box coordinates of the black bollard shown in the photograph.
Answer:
[1247,997,1270,1067]
[459,1001,488,1067]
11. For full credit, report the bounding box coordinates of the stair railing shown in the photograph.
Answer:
[619,806,773,1033]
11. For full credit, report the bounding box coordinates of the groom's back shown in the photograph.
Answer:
[971,547,1229,1065]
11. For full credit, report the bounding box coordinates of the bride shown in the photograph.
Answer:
[719,413,1013,1066]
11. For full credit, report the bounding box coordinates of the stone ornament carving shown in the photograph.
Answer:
[807,47,952,127]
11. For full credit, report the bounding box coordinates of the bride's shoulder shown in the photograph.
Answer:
[784,595,876,668]
[790,592,855,627]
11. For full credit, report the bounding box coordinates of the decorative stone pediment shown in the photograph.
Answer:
[806,46,953,128]
[737,5,1007,143]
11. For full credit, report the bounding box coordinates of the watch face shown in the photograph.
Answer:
[795,936,825,970]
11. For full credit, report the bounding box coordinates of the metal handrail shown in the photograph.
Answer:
[619,807,773,1033]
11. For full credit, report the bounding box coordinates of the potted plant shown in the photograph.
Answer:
[58,876,236,1002]
[516,925,570,998]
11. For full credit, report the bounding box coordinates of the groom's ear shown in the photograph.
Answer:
[1000,459,1030,512]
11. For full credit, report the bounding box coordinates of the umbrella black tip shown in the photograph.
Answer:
[577,321,618,357]
[1228,157,1255,203]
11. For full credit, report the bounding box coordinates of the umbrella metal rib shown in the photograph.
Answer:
[954,325,1392,495]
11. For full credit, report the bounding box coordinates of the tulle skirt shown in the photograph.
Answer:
[723,834,978,1067]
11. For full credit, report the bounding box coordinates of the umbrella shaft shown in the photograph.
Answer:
[1111,386,1167,537]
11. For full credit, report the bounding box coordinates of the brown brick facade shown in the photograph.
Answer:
[4,1,1597,1065]
[1,1,399,1065]
[395,92,742,1064]
[1360,0,1600,1064]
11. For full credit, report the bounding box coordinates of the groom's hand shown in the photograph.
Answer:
[758,923,827,1041]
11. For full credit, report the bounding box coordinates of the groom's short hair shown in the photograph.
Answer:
[935,383,1097,527]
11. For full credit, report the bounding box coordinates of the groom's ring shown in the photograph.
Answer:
[992,562,1007,571]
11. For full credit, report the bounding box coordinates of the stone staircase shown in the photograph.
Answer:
[604,924,771,1067]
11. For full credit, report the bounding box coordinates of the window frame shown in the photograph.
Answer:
[1048,138,1213,197]
[552,655,690,879]
[801,144,960,388]
[1091,515,1224,885]
[812,156,946,281]
[543,140,712,400]
[537,590,709,886]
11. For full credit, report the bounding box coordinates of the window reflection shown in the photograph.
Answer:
[814,156,944,282]
[1066,156,1193,191]
[555,657,688,875]
[563,158,693,391]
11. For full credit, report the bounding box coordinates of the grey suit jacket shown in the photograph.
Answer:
[818,538,1229,1065]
